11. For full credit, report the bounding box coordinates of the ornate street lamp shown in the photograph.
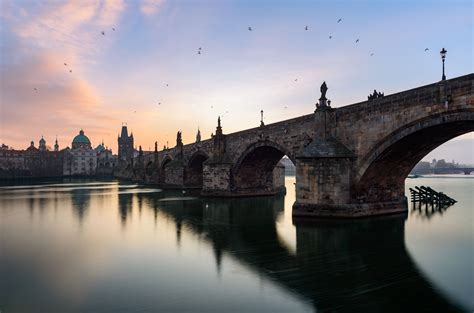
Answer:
[260,110,264,127]
[440,48,447,81]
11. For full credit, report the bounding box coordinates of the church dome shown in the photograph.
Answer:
[72,130,91,145]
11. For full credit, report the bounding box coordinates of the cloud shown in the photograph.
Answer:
[140,0,165,16]
[0,0,127,150]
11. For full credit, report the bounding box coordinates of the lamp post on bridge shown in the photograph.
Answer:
[440,48,447,81]
[260,110,264,127]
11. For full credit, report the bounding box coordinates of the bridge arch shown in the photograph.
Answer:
[354,111,474,202]
[145,161,155,177]
[184,151,209,188]
[232,140,294,194]
[160,156,173,183]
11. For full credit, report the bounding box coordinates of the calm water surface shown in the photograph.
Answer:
[0,176,472,313]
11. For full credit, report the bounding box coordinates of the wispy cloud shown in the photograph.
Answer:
[139,0,165,16]
[0,0,126,149]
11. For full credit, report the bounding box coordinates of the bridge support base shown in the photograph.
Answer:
[292,197,408,218]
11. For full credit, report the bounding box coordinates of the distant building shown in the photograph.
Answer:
[0,138,63,179]
[95,141,117,176]
[118,125,134,163]
[63,130,97,176]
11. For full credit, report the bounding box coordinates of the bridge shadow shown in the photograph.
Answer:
[147,193,464,313]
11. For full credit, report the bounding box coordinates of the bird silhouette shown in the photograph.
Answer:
[166,84,168,87]
[69,70,72,73]
[370,53,375,56]
[34,88,37,91]
[294,78,298,81]
[355,39,359,43]
[248,26,252,31]
[112,28,115,31]
[329,35,333,39]
[199,47,202,50]
[337,18,342,23]
[284,106,288,109]
[198,50,201,54]
[424,48,429,51]
[305,26,308,30]
[158,102,161,105]
[101,31,105,35]
[64,63,67,66]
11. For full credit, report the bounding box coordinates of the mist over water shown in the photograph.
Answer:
[0,176,472,312]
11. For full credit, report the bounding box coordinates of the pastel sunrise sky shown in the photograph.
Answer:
[0,0,473,162]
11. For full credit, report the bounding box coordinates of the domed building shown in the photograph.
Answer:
[63,129,97,176]
[72,130,92,149]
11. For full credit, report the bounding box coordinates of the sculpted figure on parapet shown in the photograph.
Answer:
[368,89,384,100]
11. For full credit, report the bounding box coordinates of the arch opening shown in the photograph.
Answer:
[160,157,172,183]
[233,142,294,195]
[145,161,154,177]
[184,152,208,188]
[354,119,474,203]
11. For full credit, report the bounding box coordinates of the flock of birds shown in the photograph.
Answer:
[32,17,433,122]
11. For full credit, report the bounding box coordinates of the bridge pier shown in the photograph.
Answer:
[292,137,409,218]
[201,160,233,196]
[164,160,185,187]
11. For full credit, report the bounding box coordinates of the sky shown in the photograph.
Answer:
[0,0,473,163]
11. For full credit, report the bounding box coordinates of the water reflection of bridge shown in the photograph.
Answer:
[133,192,464,313]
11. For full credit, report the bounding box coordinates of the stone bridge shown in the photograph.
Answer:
[121,73,474,217]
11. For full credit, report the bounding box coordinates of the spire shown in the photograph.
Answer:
[154,141,158,152]
[216,116,223,136]
[196,127,201,143]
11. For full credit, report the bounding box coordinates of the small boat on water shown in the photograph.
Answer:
[407,174,422,178]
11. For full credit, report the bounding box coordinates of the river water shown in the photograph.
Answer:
[0,175,472,313]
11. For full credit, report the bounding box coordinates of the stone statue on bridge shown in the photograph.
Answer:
[176,131,183,146]
[320,81,328,100]
[317,81,331,110]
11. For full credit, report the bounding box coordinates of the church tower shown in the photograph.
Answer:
[118,124,134,162]
[54,137,59,151]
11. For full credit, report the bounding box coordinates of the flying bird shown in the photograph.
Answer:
[158,102,161,105]
[424,48,429,51]
[112,28,115,31]
[370,53,375,56]
[166,84,169,87]
[34,88,37,91]
[355,39,359,43]
[69,70,72,73]
[294,78,298,82]
[337,18,342,23]
[198,50,201,54]
[64,63,67,66]
[305,26,308,30]
[199,47,202,50]
[329,35,333,39]
[248,26,252,31]
[101,31,105,35]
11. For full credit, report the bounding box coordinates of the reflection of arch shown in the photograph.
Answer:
[184,151,209,188]
[232,141,293,192]
[149,195,464,312]
[355,112,474,202]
